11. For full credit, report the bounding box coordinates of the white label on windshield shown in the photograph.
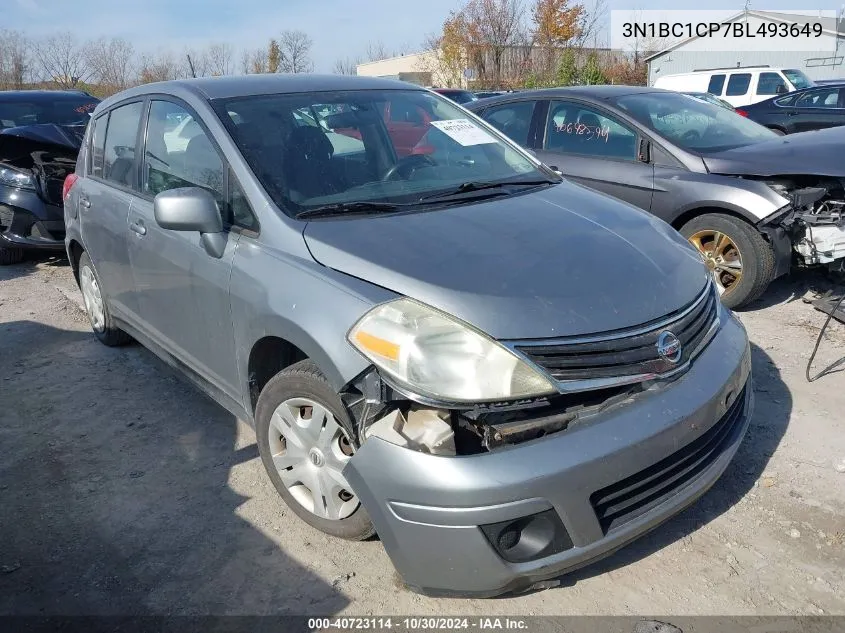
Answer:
[430,118,497,146]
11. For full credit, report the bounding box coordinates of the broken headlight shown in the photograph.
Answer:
[0,166,35,190]
[348,298,556,403]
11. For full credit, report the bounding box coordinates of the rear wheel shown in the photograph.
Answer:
[767,127,786,136]
[255,359,375,541]
[680,213,776,309]
[0,246,25,265]
[78,252,132,346]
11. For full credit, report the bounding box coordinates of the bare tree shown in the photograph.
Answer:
[0,30,30,90]
[137,51,180,84]
[33,32,91,87]
[240,49,251,74]
[207,42,233,76]
[279,30,313,73]
[88,37,135,93]
[365,40,392,62]
[250,48,268,74]
[333,56,360,75]
[462,0,526,88]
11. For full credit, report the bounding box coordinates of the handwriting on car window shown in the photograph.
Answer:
[554,121,610,142]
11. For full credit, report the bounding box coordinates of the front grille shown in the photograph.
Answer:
[590,385,747,533]
[515,283,718,382]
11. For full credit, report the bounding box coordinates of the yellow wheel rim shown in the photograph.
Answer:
[688,230,743,296]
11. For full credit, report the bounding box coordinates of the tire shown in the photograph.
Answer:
[680,213,776,309]
[0,246,25,265]
[767,127,786,136]
[255,359,375,541]
[77,252,132,346]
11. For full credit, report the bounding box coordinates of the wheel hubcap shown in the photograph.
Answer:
[79,265,106,332]
[688,230,743,296]
[268,398,358,521]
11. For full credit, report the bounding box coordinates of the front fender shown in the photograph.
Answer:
[229,241,398,415]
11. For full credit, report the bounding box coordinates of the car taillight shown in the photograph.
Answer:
[736,109,749,117]
[62,173,79,202]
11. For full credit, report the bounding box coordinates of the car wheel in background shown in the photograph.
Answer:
[680,213,776,309]
[767,127,786,136]
[255,359,375,541]
[78,251,132,346]
[0,246,25,265]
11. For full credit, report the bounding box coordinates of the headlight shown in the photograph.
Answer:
[0,166,35,190]
[348,298,556,403]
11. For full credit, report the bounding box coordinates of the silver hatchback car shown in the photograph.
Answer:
[64,75,752,597]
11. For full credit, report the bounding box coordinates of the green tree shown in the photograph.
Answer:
[555,48,578,86]
[267,39,281,73]
[581,52,607,85]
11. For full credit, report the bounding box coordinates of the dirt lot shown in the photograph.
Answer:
[1,255,844,616]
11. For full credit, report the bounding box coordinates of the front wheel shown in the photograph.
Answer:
[680,213,776,309]
[255,359,375,541]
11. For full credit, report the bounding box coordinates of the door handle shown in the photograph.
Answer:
[79,196,91,208]
[129,220,146,236]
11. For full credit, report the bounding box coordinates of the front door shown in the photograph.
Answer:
[534,99,654,212]
[126,99,242,398]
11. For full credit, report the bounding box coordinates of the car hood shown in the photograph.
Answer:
[0,124,84,206]
[702,126,845,177]
[303,183,709,340]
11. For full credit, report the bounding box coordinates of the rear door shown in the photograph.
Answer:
[476,99,542,148]
[533,99,654,211]
[126,98,250,399]
[78,100,144,320]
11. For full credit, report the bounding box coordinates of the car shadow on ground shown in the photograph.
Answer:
[507,341,791,596]
[0,251,69,281]
[0,320,349,616]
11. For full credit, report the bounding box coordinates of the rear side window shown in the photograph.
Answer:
[90,114,108,178]
[103,102,143,188]
[757,72,787,96]
[725,74,751,96]
[707,74,726,95]
[480,101,537,147]
[795,88,841,108]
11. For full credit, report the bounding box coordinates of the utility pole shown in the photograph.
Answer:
[186,54,197,78]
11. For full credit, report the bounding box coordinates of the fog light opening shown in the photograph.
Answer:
[481,509,573,563]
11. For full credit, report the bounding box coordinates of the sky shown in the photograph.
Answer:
[8,0,841,73]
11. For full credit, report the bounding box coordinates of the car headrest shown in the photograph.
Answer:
[285,126,333,161]
[577,113,601,129]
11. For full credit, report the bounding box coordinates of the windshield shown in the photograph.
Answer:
[215,89,548,216]
[0,96,98,130]
[784,69,814,90]
[616,92,777,153]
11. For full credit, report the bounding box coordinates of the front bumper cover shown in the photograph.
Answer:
[343,313,752,597]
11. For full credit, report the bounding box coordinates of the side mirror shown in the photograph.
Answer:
[637,138,651,163]
[154,187,226,258]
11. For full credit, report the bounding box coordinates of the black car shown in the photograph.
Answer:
[432,88,478,105]
[467,86,845,308]
[737,85,845,134]
[0,90,99,264]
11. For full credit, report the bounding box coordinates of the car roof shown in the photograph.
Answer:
[99,74,420,108]
[0,90,99,101]
[465,85,666,108]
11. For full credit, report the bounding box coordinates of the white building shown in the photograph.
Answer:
[647,10,845,85]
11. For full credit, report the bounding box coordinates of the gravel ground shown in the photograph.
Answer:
[1,255,844,616]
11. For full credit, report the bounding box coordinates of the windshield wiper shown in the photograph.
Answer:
[295,201,404,219]
[418,179,554,203]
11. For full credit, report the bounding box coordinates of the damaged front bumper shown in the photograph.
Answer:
[0,187,66,251]
[342,313,752,597]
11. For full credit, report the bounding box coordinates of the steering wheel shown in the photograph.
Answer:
[382,154,437,181]
[681,129,701,142]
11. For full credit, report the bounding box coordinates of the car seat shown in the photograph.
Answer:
[282,126,344,200]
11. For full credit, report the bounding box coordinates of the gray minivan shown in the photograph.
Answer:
[64,75,752,597]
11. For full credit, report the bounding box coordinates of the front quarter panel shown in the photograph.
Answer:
[230,236,397,417]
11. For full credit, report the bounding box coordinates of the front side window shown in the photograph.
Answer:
[725,73,751,96]
[617,92,777,153]
[214,89,547,217]
[481,101,538,147]
[795,88,841,108]
[707,74,726,96]
[144,100,224,203]
[544,101,637,160]
[757,72,787,96]
[103,101,143,188]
